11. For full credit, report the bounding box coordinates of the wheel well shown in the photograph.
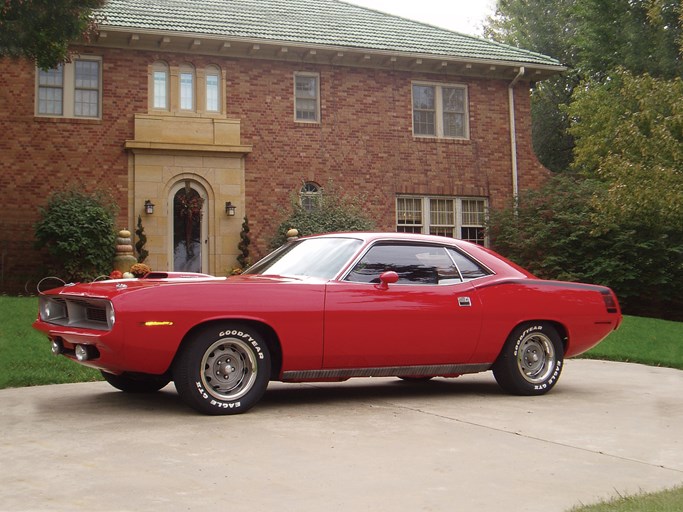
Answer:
[548,321,569,353]
[172,319,283,380]
[507,320,568,353]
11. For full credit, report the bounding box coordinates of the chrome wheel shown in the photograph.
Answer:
[517,332,556,384]
[493,322,564,396]
[200,338,258,401]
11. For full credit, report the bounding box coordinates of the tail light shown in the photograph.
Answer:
[601,289,619,314]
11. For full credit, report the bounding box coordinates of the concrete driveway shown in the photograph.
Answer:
[1,359,681,512]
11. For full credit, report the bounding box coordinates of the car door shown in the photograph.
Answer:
[322,242,483,369]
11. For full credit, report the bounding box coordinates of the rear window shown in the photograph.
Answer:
[447,248,490,280]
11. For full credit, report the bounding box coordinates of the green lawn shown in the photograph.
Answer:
[0,296,102,389]
[2,296,681,512]
[569,486,683,512]
[579,315,683,370]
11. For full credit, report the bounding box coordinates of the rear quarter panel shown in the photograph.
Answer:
[471,278,620,363]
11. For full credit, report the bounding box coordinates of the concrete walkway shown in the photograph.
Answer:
[1,359,681,512]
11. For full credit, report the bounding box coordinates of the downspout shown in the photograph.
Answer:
[508,66,525,202]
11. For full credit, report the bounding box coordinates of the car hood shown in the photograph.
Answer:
[42,276,224,300]
[42,274,316,300]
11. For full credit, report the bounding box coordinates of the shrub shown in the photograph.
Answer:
[488,173,683,319]
[270,186,375,248]
[34,189,118,282]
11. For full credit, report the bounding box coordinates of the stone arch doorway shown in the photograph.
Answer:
[169,180,208,273]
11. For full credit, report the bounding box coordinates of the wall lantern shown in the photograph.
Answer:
[144,200,155,215]
[225,201,237,217]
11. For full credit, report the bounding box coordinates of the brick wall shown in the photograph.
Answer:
[0,49,548,293]
[228,59,548,260]
[1,50,144,293]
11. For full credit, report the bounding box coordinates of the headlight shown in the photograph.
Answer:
[40,297,67,322]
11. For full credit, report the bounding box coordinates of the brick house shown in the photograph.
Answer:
[0,0,563,293]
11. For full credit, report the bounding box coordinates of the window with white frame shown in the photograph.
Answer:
[179,64,195,111]
[395,197,423,233]
[294,72,320,122]
[300,182,322,211]
[149,62,222,114]
[38,67,64,115]
[412,83,468,139]
[205,65,221,112]
[397,196,487,245]
[36,57,101,119]
[460,199,487,244]
[74,60,100,117]
[152,61,169,110]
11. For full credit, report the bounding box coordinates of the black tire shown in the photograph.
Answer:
[173,324,271,415]
[101,371,171,393]
[492,322,564,396]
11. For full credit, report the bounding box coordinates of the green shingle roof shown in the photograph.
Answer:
[97,0,562,69]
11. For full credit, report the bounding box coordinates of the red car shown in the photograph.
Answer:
[33,233,621,415]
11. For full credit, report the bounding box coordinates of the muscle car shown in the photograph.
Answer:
[33,232,622,414]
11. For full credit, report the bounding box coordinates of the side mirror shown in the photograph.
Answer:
[376,271,399,290]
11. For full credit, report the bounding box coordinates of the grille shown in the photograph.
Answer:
[40,295,113,331]
[86,306,108,323]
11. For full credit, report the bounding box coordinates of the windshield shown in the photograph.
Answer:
[244,237,363,279]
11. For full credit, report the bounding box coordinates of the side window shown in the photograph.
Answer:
[460,199,486,244]
[447,248,490,280]
[74,60,100,117]
[179,64,195,111]
[152,61,169,110]
[36,57,101,119]
[149,62,222,115]
[205,65,221,112]
[412,82,468,139]
[346,244,460,285]
[294,72,320,122]
[38,66,64,115]
[395,196,488,246]
[442,86,467,138]
[300,181,322,211]
[412,85,435,136]
[396,197,423,233]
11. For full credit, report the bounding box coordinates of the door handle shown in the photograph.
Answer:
[458,297,472,307]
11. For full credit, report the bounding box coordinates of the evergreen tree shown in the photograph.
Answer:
[135,215,149,264]
[237,217,251,269]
